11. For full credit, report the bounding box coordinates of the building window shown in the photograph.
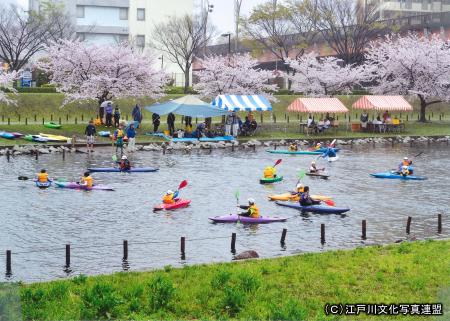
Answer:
[76,5,85,18]
[118,35,129,43]
[77,33,85,41]
[136,35,145,48]
[137,8,145,21]
[119,8,128,20]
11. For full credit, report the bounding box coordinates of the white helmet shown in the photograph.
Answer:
[403,157,408,160]
[166,190,174,195]
[296,183,304,189]
[311,161,316,165]
[317,143,322,146]
[248,198,255,205]
[122,155,127,160]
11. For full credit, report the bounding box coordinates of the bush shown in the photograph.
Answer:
[237,272,261,293]
[16,87,57,93]
[165,86,198,95]
[81,283,122,319]
[269,299,308,320]
[222,285,246,316]
[211,269,232,288]
[147,274,175,312]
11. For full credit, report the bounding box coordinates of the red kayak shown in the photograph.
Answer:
[153,199,191,211]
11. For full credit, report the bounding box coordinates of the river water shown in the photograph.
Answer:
[0,143,449,282]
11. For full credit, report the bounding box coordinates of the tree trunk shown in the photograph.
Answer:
[418,94,427,123]
[184,64,191,94]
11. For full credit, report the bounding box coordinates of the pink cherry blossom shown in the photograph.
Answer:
[0,71,18,104]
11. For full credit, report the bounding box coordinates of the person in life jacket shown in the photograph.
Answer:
[288,142,298,152]
[114,125,125,155]
[238,198,260,218]
[162,190,178,204]
[314,142,322,150]
[80,171,93,189]
[309,161,321,173]
[322,147,337,159]
[36,169,49,183]
[119,155,131,171]
[400,165,410,177]
[263,166,277,179]
[399,157,413,174]
[299,186,321,206]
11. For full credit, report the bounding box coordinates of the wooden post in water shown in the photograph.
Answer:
[72,136,76,149]
[406,216,412,234]
[231,233,236,253]
[274,143,277,150]
[438,214,442,234]
[75,117,77,125]
[65,244,71,268]
[123,240,128,260]
[6,149,10,162]
[320,224,325,244]
[6,250,11,276]
[62,148,65,160]
[162,144,166,155]
[280,228,287,245]
[35,149,38,160]
[180,237,186,259]
[362,220,367,240]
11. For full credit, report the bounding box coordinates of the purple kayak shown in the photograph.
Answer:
[209,214,287,224]
[55,181,114,191]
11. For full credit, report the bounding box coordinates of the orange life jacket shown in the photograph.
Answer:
[81,176,93,188]
[37,173,48,183]
[163,194,175,204]
[249,204,260,218]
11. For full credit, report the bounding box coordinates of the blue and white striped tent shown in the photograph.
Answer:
[212,95,272,112]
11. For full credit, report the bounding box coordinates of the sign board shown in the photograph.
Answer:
[21,70,32,87]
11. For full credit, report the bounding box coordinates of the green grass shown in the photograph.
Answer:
[19,240,450,320]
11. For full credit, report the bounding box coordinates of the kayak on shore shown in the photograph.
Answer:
[209,214,287,224]
[44,122,62,129]
[0,131,15,139]
[306,172,330,179]
[266,150,322,155]
[24,135,48,143]
[153,199,191,211]
[268,193,332,202]
[54,181,114,191]
[260,176,283,184]
[370,172,427,180]
[88,167,159,173]
[39,133,69,142]
[275,201,350,214]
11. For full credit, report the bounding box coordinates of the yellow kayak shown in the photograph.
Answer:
[39,133,70,142]
[268,193,332,202]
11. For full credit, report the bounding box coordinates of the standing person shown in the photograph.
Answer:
[225,113,232,136]
[99,103,105,125]
[152,113,160,133]
[132,104,142,129]
[360,112,369,131]
[114,124,125,156]
[84,120,96,153]
[184,116,192,132]
[382,110,390,123]
[167,112,175,136]
[126,122,136,152]
[232,112,239,137]
[105,102,113,127]
[113,105,121,128]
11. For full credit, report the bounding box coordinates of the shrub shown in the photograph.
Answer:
[222,285,246,317]
[81,283,122,319]
[72,274,88,285]
[165,86,198,95]
[237,272,261,293]
[269,299,308,320]
[211,269,232,288]
[147,275,175,312]
[16,87,57,93]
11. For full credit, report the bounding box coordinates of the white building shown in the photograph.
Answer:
[361,0,450,19]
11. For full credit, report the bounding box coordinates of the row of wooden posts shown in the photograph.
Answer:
[4,215,444,277]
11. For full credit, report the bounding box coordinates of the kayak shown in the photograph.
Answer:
[199,136,235,142]
[11,132,24,138]
[55,181,114,191]
[267,150,322,155]
[260,176,283,184]
[370,172,427,180]
[24,135,48,143]
[315,147,340,153]
[209,214,287,224]
[35,180,52,188]
[153,199,191,211]
[0,132,15,139]
[39,133,69,142]
[326,156,339,162]
[44,122,62,129]
[306,172,330,179]
[98,131,111,137]
[88,167,159,173]
[275,201,350,214]
[268,193,332,202]
[172,137,198,142]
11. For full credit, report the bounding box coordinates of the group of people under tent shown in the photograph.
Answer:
[307,114,334,134]
[359,110,402,132]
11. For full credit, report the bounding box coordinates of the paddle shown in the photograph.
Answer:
[234,190,242,224]
[414,151,423,157]
[112,154,118,162]
[295,169,306,187]
[329,139,337,147]
[322,199,335,206]
[18,176,29,180]
[174,180,188,198]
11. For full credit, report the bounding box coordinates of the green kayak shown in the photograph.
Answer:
[44,122,62,129]
[260,176,283,184]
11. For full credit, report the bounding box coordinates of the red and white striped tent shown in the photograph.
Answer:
[352,95,413,111]
[287,97,349,113]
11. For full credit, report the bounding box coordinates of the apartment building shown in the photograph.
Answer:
[361,0,450,19]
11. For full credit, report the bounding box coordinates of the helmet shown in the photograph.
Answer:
[248,198,255,205]
[296,183,304,189]
[122,155,127,160]
[317,143,322,146]
[403,157,408,160]
[311,161,316,165]
[166,190,174,195]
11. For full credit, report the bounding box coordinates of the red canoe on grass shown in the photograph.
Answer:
[153,199,191,211]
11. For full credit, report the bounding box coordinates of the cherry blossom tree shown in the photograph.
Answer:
[38,40,167,106]
[363,33,450,122]
[287,52,364,96]
[0,71,18,104]
[193,53,278,99]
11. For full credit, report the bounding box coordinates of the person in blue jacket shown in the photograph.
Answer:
[126,122,136,152]
[322,147,337,159]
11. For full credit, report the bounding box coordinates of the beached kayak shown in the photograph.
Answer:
[55,181,114,191]
[306,172,330,179]
[88,167,159,173]
[199,136,235,142]
[153,199,191,211]
[268,193,332,202]
[260,176,283,184]
[39,133,69,142]
[35,180,52,188]
[0,132,15,139]
[209,214,287,224]
[267,150,322,155]
[11,132,24,138]
[44,122,62,129]
[370,172,427,180]
[24,135,48,143]
[275,201,350,214]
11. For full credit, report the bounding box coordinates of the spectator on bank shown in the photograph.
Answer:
[126,122,136,152]
[84,120,96,153]
[184,116,192,132]
[360,112,369,131]
[383,110,390,123]
[113,106,121,128]
[152,113,160,133]
[167,112,176,136]
[99,104,105,125]
[225,113,233,136]
[132,104,142,129]
[105,102,113,127]
[232,112,239,137]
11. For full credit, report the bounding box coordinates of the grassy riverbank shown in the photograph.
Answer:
[20,240,450,320]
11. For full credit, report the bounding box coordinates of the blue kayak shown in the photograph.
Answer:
[98,131,111,137]
[316,147,340,153]
[199,136,235,142]
[370,172,427,180]
[88,167,159,173]
[35,180,52,188]
[275,201,350,214]
[0,132,15,139]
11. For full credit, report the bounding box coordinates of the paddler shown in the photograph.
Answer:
[309,161,322,173]
[400,165,410,177]
[162,190,178,204]
[399,157,413,174]
[118,155,131,171]
[80,171,93,189]
[263,166,277,179]
[36,169,49,183]
[288,142,298,152]
[238,198,260,218]
[299,186,321,206]
[114,124,125,156]
[314,142,322,150]
[294,183,304,194]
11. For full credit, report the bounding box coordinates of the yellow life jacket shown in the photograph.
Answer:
[249,204,260,218]
[37,173,48,183]
[116,129,124,138]
[297,187,305,193]
[289,144,297,151]
[163,194,175,204]
[263,166,276,178]
[81,176,93,188]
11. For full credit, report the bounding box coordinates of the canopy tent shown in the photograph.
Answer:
[145,95,229,118]
[352,95,413,111]
[287,97,349,113]
[212,95,272,111]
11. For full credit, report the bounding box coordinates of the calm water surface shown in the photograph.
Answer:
[0,142,449,282]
